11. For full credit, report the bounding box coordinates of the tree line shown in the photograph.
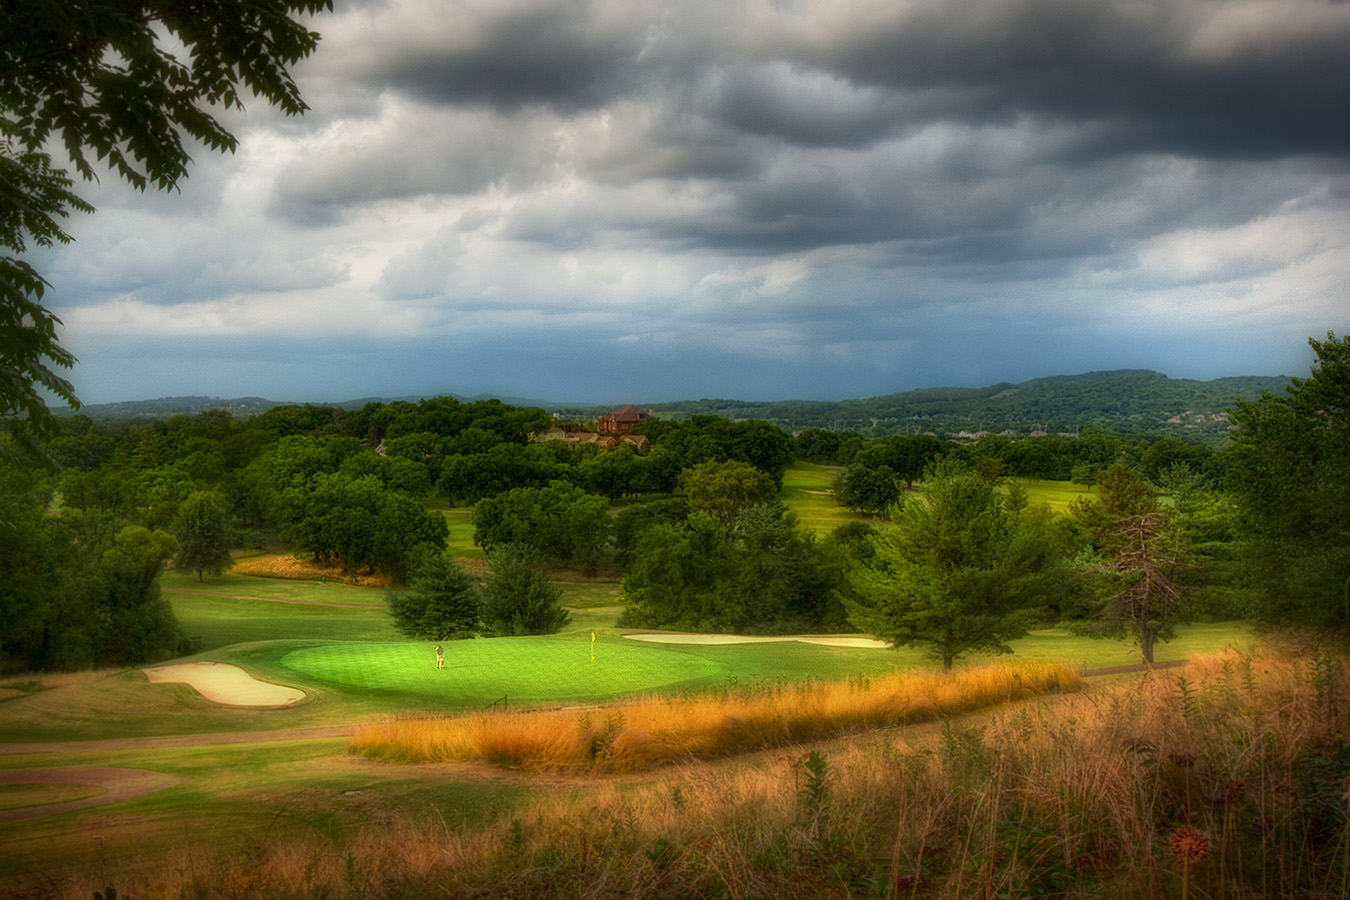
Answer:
[1,333,1345,672]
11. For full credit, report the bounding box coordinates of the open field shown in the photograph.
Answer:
[427,499,484,560]
[779,461,883,533]
[0,467,1274,898]
[1011,477,1098,513]
[779,462,1103,523]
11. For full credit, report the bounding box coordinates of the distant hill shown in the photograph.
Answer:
[560,370,1291,442]
[64,370,1291,443]
[62,392,584,422]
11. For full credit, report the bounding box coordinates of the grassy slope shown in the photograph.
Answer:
[778,461,882,534]
[0,463,1255,880]
[1012,477,1098,514]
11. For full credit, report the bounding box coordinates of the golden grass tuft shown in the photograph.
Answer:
[350,659,1082,771]
[232,553,390,587]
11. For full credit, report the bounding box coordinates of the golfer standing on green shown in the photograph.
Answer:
[435,644,444,669]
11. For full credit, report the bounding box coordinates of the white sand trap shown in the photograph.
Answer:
[143,662,305,706]
[624,633,890,649]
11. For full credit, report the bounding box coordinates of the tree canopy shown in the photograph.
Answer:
[1,0,330,458]
[1227,332,1350,626]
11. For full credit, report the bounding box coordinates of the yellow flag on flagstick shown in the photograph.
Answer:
[591,631,596,662]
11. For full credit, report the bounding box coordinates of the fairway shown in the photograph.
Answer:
[779,461,882,534]
[1009,478,1097,513]
[167,592,402,649]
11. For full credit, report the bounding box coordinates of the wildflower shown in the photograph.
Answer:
[1170,826,1209,864]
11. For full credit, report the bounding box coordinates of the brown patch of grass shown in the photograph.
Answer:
[350,660,1082,771]
[232,554,390,587]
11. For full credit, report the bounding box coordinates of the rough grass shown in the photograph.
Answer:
[13,643,1346,900]
[162,570,390,606]
[168,594,403,650]
[350,660,1082,771]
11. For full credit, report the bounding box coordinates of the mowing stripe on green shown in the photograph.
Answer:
[281,637,729,704]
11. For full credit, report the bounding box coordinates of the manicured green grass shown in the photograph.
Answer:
[162,570,389,606]
[279,634,911,708]
[278,621,1253,712]
[169,593,402,650]
[1009,478,1096,514]
[426,500,483,560]
[780,461,881,534]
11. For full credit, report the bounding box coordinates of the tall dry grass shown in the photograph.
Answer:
[8,642,1350,900]
[350,659,1083,771]
[232,553,390,587]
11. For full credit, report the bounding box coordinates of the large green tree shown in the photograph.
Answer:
[172,490,234,582]
[98,525,182,665]
[847,460,1054,671]
[471,481,611,575]
[1227,332,1350,626]
[620,503,853,634]
[676,458,778,528]
[833,462,902,516]
[1,0,330,457]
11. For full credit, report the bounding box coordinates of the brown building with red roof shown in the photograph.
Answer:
[598,404,650,435]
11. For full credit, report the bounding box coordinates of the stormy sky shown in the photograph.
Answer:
[38,0,1350,405]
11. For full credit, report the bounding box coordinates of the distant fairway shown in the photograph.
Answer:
[1011,478,1096,514]
[780,461,881,533]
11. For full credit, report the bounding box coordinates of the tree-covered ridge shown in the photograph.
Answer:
[605,370,1290,441]
[65,370,1287,443]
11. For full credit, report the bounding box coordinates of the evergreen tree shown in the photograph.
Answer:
[386,551,482,641]
[1070,466,1190,663]
[1227,332,1350,626]
[847,459,1054,671]
[481,543,569,636]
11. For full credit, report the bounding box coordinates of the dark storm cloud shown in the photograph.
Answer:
[276,0,1350,248]
[351,3,647,111]
[339,0,1350,159]
[786,0,1350,159]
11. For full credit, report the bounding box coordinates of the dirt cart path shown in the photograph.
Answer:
[0,767,178,823]
[0,724,356,757]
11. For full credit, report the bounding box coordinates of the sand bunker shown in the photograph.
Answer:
[624,633,889,649]
[143,662,306,707]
